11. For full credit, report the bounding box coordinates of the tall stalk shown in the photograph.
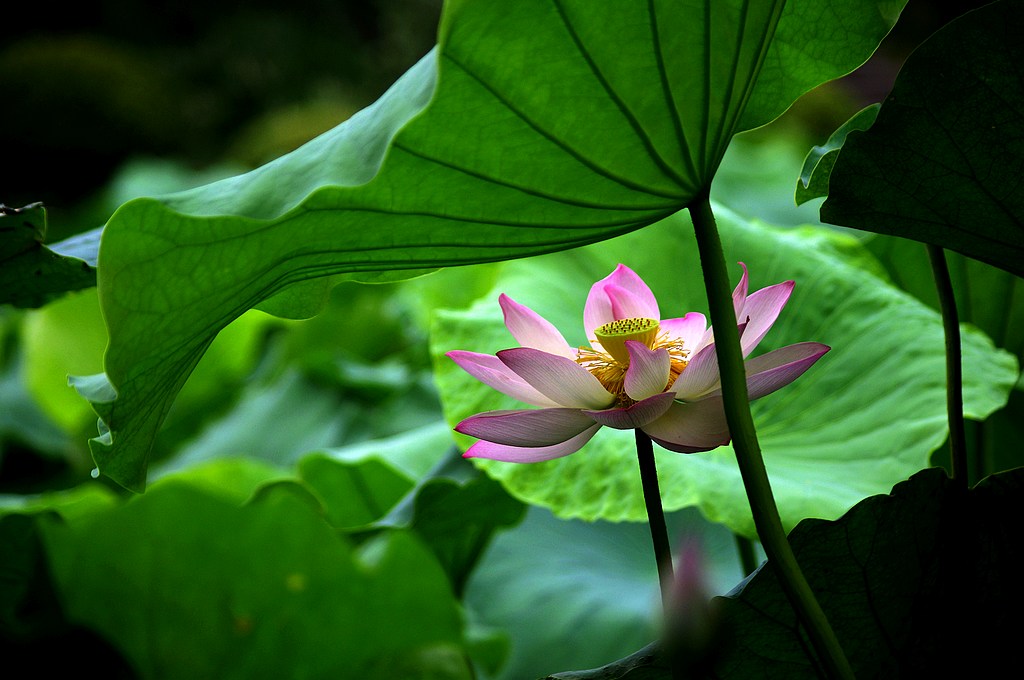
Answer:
[635,428,675,611]
[927,244,968,491]
[688,193,855,679]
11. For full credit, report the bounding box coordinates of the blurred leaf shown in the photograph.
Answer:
[79,0,903,491]
[377,452,526,598]
[321,421,459,481]
[466,505,752,680]
[545,644,667,680]
[0,203,95,309]
[400,265,503,331]
[277,280,420,370]
[794,104,879,206]
[1,513,59,635]
[299,453,414,529]
[149,458,288,506]
[39,481,470,679]
[0,512,134,675]
[432,208,1018,534]
[711,133,829,229]
[157,275,440,470]
[22,289,107,434]
[820,1,1024,277]
[99,159,247,208]
[0,483,119,522]
[0,349,73,461]
[151,369,355,477]
[157,310,274,443]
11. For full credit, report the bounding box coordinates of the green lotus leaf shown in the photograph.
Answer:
[39,482,470,678]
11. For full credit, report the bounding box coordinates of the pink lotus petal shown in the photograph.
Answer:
[743,342,830,400]
[737,280,795,357]
[498,347,615,409]
[669,343,721,400]
[583,391,677,429]
[689,316,748,356]
[623,341,671,401]
[584,296,613,344]
[499,294,575,359]
[660,312,707,351]
[732,262,749,319]
[604,284,656,322]
[695,326,716,352]
[584,264,659,338]
[446,350,561,407]
[463,423,602,463]
[642,397,731,453]
[455,407,597,446]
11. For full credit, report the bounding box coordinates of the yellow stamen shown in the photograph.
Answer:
[593,317,660,364]
[576,326,690,407]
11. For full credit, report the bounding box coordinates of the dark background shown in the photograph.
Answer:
[1,0,442,236]
[0,0,989,240]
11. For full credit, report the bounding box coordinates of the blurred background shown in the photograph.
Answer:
[1,0,444,239]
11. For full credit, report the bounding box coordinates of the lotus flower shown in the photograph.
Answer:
[447,264,828,462]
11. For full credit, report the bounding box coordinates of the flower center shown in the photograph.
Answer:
[593,317,660,364]
[576,318,690,407]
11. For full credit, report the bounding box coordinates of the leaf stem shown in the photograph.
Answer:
[926,244,968,490]
[687,193,855,680]
[635,428,674,612]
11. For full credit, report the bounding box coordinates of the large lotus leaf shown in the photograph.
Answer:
[77,0,903,491]
[38,482,470,679]
[819,0,1024,278]
[431,207,1018,534]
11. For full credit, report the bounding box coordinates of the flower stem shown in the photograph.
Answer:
[635,428,674,612]
[734,533,759,577]
[926,244,968,491]
[687,193,855,680]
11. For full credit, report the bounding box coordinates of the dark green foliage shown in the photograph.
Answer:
[544,467,1024,679]
[0,204,95,309]
[821,1,1024,277]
